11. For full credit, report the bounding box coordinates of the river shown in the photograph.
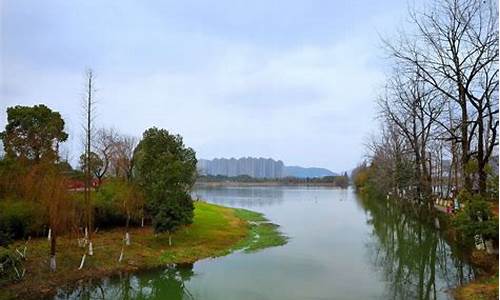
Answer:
[54,186,476,300]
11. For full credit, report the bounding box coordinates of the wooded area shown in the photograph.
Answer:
[353,0,498,249]
[0,71,198,281]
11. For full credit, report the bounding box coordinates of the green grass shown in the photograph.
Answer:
[0,201,287,300]
[232,208,288,252]
[234,208,268,222]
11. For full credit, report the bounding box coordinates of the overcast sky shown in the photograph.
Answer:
[1,0,413,172]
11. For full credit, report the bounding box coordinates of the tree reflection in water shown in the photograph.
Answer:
[54,263,195,300]
[358,196,475,300]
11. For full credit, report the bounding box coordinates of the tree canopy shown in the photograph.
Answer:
[0,104,68,162]
[133,127,197,233]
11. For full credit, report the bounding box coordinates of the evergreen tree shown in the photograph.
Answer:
[133,128,197,236]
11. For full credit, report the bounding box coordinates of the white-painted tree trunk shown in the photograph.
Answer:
[168,234,172,246]
[15,248,25,259]
[485,240,494,254]
[125,232,130,246]
[47,228,52,241]
[50,255,56,272]
[84,227,88,239]
[78,254,86,270]
[474,234,485,250]
[88,242,94,256]
[118,247,124,262]
[141,217,144,227]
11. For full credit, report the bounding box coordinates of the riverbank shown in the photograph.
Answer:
[434,208,499,300]
[0,201,287,299]
[452,245,498,300]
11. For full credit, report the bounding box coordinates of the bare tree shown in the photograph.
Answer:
[111,134,137,181]
[93,128,118,186]
[379,67,444,205]
[383,0,499,193]
[80,68,96,269]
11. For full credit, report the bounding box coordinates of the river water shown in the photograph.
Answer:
[55,186,476,300]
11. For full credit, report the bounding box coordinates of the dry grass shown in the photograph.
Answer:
[454,250,499,300]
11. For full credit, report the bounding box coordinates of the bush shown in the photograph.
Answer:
[93,181,127,228]
[93,179,143,229]
[150,190,194,233]
[454,192,498,242]
[0,200,45,245]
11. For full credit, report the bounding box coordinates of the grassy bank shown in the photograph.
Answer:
[0,201,287,299]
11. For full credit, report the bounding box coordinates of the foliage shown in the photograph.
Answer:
[454,192,499,242]
[0,157,27,199]
[133,127,197,233]
[351,163,370,191]
[79,151,104,179]
[93,179,144,228]
[0,246,26,285]
[0,200,44,245]
[0,104,68,162]
[151,190,194,233]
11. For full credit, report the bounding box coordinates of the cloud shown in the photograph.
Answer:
[1,0,405,171]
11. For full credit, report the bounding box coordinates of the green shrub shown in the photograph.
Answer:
[454,192,498,242]
[0,200,45,245]
[93,182,127,228]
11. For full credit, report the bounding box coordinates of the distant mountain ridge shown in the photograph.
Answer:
[283,166,337,178]
[197,157,336,179]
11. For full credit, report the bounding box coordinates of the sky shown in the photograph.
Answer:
[1,0,411,172]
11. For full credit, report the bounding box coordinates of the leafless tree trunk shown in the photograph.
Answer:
[82,68,96,266]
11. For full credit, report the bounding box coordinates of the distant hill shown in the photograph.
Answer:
[283,166,337,178]
[197,157,336,179]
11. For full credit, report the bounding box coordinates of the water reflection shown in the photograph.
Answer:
[192,186,284,208]
[54,263,195,300]
[358,197,475,300]
[52,187,476,300]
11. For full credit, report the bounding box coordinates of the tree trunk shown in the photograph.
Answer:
[78,253,86,270]
[50,234,56,272]
[118,246,124,262]
[459,99,471,192]
[477,107,487,196]
[125,232,130,246]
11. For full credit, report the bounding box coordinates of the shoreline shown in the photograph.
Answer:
[435,207,498,299]
[0,202,287,300]
[194,181,348,188]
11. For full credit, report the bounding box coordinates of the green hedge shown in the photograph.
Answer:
[0,200,45,245]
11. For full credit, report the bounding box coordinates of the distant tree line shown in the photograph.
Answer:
[197,172,349,188]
